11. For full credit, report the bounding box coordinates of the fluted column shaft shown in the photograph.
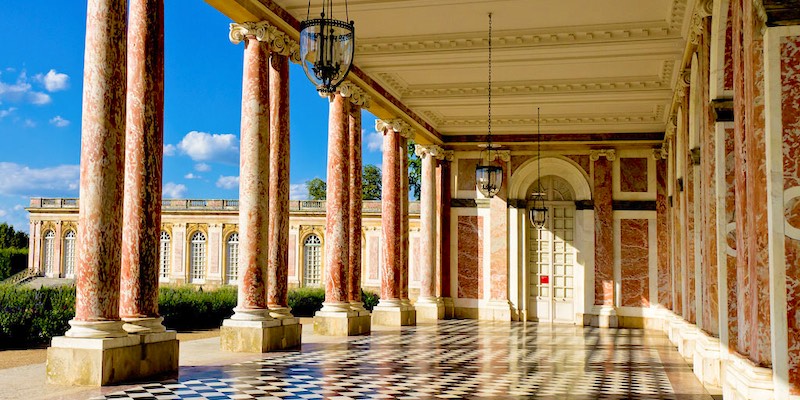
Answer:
[267,52,290,314]
[68,0,128,338]
[380,127,401,301]
[322,94,350,307]
[234,36,271,319]
[418,146,438,299]
[119,0,165,333]
[348,105,363,307]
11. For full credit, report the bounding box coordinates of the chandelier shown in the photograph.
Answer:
[475,13,503,198]
[299,0,355,93]
[529,108,547,229]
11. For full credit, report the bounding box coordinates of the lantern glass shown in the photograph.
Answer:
[476,164,503,198]
[299,18,355,93]
[529,206,547,229]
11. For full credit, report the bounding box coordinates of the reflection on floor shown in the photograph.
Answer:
[94,320,713,399]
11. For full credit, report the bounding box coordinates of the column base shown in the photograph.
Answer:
[313,309,371,336]
[415,297,444,322]
[723,350,774,400]
[479,300,513,321]
[442,297,455,319]
[268,307,294,320]
[589,305,619,328]
[692,329,722,389]
[371,300,416,326]
[220,318,302,353]
[46,331,178,386]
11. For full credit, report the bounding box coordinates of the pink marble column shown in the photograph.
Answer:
[67,0,128,338]
[232,34,271,320]
[322,93,350,309]
[438,158,452,299]
[416,144,439,300]
[592,151,614,306]
[655,152,672,309]
[400,135,410,303]
[267,52,290,316]
[119,0,165,334]
[348,104,363,308]
[379,121,401,303]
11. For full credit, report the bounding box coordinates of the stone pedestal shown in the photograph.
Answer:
[480,300,514,321]
[314,307,371,336]
[415,298,444,322]
[220,318,302,353]
[590,305,619,328]
[723,350,775,400]
[372,300,417,326]
[442,297,455,319]
[693,330,722,389]
[46,332,178,386]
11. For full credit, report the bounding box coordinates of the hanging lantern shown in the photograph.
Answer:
[529,107,547,229]
[299,0,355,93]
[475,13,503,198]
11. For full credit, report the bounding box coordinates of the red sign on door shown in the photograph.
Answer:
[540,275,549,284]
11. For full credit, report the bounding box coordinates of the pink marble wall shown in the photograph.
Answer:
[410,236,419,285]
[724,3,734,92]
[457,215,482,299]
[565,155,591,176]
[593,157,614,306]
[288,233,296,277]
[457,159,478,191]
[780,35,800,394]
[619,158,648,192]
[368,236,379,280]
[620,219,649,307]
[490,167,509,300]
[656,158,671,309]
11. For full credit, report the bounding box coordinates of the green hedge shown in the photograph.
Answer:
[0,285,75,348]
[286,287,380,316]
[158,286,237,331]
[0,248,28,281]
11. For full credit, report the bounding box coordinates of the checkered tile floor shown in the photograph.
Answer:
[92,320,710,399]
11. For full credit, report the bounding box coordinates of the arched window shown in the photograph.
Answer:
[303,234,322,287]
[63,230,76,277]
[159,231,171,279]
[226,233,239,284]
[190,232,206,282]
[43,230,55,274]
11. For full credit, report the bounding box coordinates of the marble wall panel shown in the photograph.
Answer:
[410,236,419,285]
[724,3,734,92]
[621,219,650,307]
[686,160,696,324]
[620,158,649,193]
[368,236,379,280]
[457,159,478,191]
[724,127,739,350]
[457,215,482,299]
[780,35,800,394]
[288,233,296,277]
[656,159,671,309]
[565,155,591,176]
[594,158,614,305]
[490,179,509,300]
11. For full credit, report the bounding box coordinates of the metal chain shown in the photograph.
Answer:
[487,13,492,146]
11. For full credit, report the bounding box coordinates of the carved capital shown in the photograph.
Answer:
[230,22,300,63]
[652,146,668,160]
[589,149,616,161]
[376,118,414,138]
[665,115,678,139]
[441,150,455,162]
[752,0,768,28]
[338,81,372,108]
[229,22,269,44]
[414,144,445,159]
[697,0,713,17]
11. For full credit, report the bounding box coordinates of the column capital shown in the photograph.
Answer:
[414,144,446,160]
[665,115,678,139]
[441,150,455,162]
[589,149,616,161]
[652,146,668,160]
[229,22,300,63]
[338,81,371,108]
[376,118,414,138]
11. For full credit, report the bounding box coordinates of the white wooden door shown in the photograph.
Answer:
[529,204,576,323]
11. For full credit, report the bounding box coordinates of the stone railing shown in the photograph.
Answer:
[2,268,41,286]
[29,198,420,214]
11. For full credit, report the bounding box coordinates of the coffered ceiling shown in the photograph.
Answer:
[206,0,695,144]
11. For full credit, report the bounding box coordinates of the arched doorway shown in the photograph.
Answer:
[527,175,577,323]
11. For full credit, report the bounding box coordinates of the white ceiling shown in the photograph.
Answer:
[209,0,693,142]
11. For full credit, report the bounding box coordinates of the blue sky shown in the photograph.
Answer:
[0,2,386,232]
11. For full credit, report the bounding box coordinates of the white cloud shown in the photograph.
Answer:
[0,71,51,105]
[184,173,201,180]
[194,162,211,172]
[163,144,176,156]
[290,183,308,200]
[216,175,239,190]
[0,107,16,119]
[177,131,239,164]
[0,209,7,218]
[0,163,79,196]
[38,69,69,92]
[49,115,70,127]
[366,130,383,152]
[23,119,36,128]
[162,182,187,198]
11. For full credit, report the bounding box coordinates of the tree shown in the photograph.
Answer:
[362,164,382,200]
[306,178,327,200]
[407,140,422,200]
[0,223,28,249]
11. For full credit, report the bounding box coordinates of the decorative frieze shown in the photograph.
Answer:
[589,149,616,161]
